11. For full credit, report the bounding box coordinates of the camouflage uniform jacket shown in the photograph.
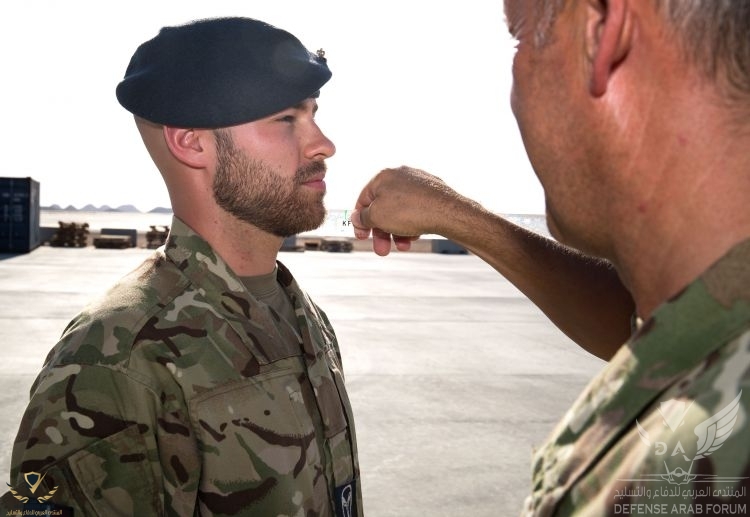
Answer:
[1,217,362,516]
[522,239,750,516]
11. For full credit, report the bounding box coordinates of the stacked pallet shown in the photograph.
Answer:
[146,225,169,249]
[50,221,89,247]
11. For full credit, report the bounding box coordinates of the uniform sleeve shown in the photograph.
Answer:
[1,361,200,516]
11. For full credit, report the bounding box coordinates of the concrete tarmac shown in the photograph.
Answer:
[0,245,605,516]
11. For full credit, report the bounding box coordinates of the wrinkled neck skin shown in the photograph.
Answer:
[599,84,750,320]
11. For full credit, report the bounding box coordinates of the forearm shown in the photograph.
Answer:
[440,198,634,359]
[352,166,635,357]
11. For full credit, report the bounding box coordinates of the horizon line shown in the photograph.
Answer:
[40,205,547,217]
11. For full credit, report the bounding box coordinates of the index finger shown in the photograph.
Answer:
[354,176,377,213]
[350,208,372,240]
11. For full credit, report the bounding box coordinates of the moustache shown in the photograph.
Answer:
[296,161,327,184]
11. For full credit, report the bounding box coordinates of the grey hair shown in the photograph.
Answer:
[656,0,750,98]
[533,0,568,47]
[533,0,750,97]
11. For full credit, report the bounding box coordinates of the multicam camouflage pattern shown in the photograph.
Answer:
[522,240,750,516]
[0,217,362,516]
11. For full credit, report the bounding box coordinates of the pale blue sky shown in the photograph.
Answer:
[0,0,544,214]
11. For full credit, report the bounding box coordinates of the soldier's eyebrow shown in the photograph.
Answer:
[288,101,319,116]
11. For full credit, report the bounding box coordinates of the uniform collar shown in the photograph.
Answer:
[528,236,750,513]
[162,216,317,364]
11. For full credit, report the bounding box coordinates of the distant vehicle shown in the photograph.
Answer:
[319,238,353,253]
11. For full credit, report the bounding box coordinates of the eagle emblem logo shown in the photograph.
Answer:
[635,391,743,484]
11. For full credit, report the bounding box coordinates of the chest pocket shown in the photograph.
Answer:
[189,357,332,515]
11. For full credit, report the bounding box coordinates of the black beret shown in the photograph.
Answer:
[116,17,331,128]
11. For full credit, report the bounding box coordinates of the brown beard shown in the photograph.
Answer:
[212,130,327,237]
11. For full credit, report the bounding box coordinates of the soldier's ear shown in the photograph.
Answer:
[163,127,211,169]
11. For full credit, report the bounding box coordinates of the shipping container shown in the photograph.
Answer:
[0,177,41,253]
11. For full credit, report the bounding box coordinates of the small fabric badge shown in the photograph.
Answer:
[334,479,358,517]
